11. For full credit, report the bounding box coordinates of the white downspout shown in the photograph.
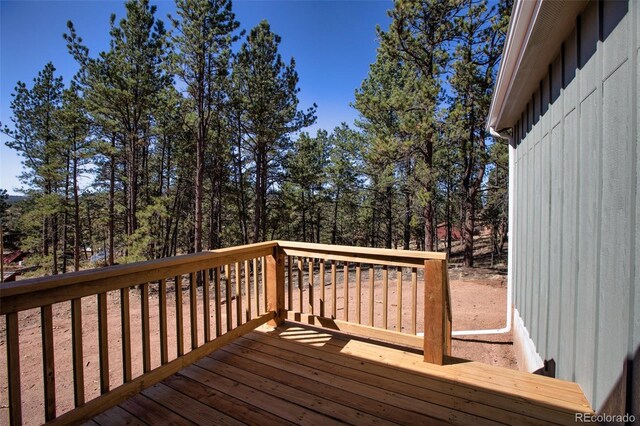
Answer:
[449,128,514,337]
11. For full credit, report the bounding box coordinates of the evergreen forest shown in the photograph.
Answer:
[1,0,512,276]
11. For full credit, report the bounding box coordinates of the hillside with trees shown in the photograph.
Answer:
[1,0,511,277]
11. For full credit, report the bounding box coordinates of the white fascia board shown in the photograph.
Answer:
[486,0,542,132]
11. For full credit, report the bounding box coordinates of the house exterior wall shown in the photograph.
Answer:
[511,0,639,413]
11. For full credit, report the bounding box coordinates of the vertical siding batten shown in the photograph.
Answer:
[575,2,600,401]
[596,0,633,410]
[509,1,640,411]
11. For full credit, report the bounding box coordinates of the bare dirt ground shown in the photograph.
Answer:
[1,252,514,425]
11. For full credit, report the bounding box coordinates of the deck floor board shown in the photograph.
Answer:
[98,322,592,425]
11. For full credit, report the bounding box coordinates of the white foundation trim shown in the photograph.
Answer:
[512,307,544,372]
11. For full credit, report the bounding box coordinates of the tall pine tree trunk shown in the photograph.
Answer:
[194,124,204,253]
[316,209,321,244]
[403,190,411,250]
[127,134,138,239]
[73,137,81,272]
[252,147,263,243]
[260,155,268,242]
[385,185,392,249]
[235,132,249,245]
[301,191,306,242]
[331,188,340,245]
[52,213,59,275]
[424,135,435,251]
[253,146,268,243]
[463,190,475,267]
[62,155,70,274]
[108,135,116,265]
[446,178,452,257]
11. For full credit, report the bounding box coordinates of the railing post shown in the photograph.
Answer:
[424,259,445,365]
[444,266,452,357]
[266,246,285,326]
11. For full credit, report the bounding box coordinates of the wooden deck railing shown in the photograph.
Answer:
[0,241,451,425]
[0,242,280,425]
[276,241,452,364]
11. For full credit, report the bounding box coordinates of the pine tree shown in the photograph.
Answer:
[232,20,316,242]
[169,0,240,252]
[326,124,364,245]
[377,0,464,251]
[65,0,169,252]
[2,63,65,274]
[286,130,329,242]
[447,0,509,266]
[56,83,91,271]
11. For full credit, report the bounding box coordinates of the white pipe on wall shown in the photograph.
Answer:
[447,128,514,337]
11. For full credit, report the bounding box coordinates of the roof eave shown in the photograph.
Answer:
[486,0,542,133]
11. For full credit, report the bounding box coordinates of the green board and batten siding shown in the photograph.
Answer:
[511,0,639,412]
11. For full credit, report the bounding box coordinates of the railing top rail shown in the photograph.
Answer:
[275,240,448,262]
[0,241,276,305]
[0,240,449,315]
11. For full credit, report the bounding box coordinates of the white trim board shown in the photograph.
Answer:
[513,307,544,373]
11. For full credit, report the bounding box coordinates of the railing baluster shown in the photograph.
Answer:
[215,267,222,337]
[287,256,293,310]
[189,272,198,350]
[331,261,337,319]
[411,268,417,334]
[98,292,109,393]
[203,271,211,342]
[308,258,314,315]
[397,267,402,332]
[343,261,349,321]
[225,264,232,331]
[6,312,21,426]
[382,265,388,329]
[262,256,268,313]
[297,257,303,313]
[254,258,260,315]
[320,260,325,317]
[41,305,56,421]
[356,264,362,324]
[369,265,374,326]
[235,262,242,326]
[121,286,132,381]
[159,279,168,364]
[71,298,85,406]
[175,276,184,357]
[141,283,151,372]
[244,260,251,321]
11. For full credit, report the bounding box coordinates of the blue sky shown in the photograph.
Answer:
[0,0,392,195]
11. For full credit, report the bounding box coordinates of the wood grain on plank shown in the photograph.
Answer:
[175,276,184,357]
[50,313,274,425]
[189,272,198,350]
[159,279,168,364]
[41,304,56,421]
[6,312,22,426]
[119,393,194,425]
[235,332,540,425]
[98,292,110,393]
[216,343,450,425]
[163,372,294,425]
[141,282,151,372]
[143,383,242,426]
[71,298,85,406]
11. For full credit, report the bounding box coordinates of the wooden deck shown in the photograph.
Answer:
[87,322,593,425]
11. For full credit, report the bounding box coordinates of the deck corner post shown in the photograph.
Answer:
[423,259,445,365]
[443,260,452,357]
[266,245,285,326]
